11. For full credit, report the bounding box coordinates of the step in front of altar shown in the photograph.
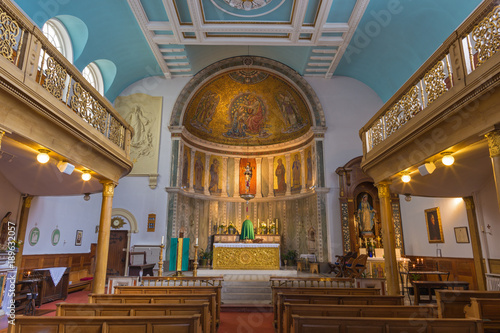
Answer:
[221,279,272,305]
[197,269,297,277]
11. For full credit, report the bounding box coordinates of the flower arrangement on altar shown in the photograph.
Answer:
[259,222,267,234]
[228,222,237,234]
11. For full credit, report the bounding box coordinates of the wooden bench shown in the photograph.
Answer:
[88,293,216,333]
[412,280,469,305]
[68,268,93,293]
[114,285,222,327]
[276,293,404,333]
[272,287,380,327]
[283,304,438,333]
[436,290,500,318]
[56,302,211,333]
[270,276,354,287]
[141,276,224,287]
[8,315,202,333]
[464,297,500,332]
[290,315,483,333]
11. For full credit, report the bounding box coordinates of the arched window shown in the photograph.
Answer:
[42,18,73,63]
[82,62,104,95]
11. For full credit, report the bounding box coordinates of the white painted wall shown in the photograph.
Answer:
[475,174,500,266]
[305,76,384,260]
[23,195,101,254]
[400,196,473,258]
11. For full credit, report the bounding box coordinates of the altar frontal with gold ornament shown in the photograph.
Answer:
[213,243,280,270]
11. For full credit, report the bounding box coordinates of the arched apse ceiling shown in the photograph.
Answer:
[13,0,482,102]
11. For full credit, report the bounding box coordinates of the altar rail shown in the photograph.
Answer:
[0,0,130,150]
[361,1,500,153]
[141,276,224,286]
[270,276,354,287]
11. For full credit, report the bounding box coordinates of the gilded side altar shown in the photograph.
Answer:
[213,243,280,270]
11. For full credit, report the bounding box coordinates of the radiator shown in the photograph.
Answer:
[486,273,500,291]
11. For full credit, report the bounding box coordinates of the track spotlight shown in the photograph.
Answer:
[36,149,50,164]
[81,170,91,181]
[442,153,454,166]
[401,173,411,183]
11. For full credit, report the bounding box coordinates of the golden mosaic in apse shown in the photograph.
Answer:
[183,69,311,146]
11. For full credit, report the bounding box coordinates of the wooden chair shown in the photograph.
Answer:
[345,254,368,278]
[329,251,357,277]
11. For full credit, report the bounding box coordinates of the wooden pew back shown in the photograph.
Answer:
[436,290,500,318]
[283,304,438,333]
[8,315,202,333]
[272,287,380,324]
[290,315,483,333]
[88,293,216,333]
[276,293,404,333]
[114,285,222,326]
[465,298,500,332]
[56,303,211,333]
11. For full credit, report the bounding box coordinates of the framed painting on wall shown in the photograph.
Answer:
[454,226,470,243]
[425,207,444,243]
[75,230,83,246]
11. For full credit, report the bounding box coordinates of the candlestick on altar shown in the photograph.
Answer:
[158,242,165,277]
[193,244,199,277]
[276,219,278,234]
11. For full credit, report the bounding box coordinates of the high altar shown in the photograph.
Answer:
[165,57,329,266]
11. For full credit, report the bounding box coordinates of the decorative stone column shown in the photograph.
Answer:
[234,157,240,197]
[221,157,228,197]
[285,154,291,196]
[204,154,210,195]
[463,196,487,290]
[376,181,400,296]
[189,149,195,193]
[268,157,274,196]
[256,157,262,198]
[486,130,500,211]
[300,150,306,193]
[92,181,116,294]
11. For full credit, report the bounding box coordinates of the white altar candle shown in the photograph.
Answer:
[161,236,164,245]
[196,238,198,246]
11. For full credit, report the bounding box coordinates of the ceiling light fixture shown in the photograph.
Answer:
[83,193,91,201]
[404,193,412,202]
[36,149,50,164]
[81,170,91,181]
[441,152,455,166]
[401,173,411,183]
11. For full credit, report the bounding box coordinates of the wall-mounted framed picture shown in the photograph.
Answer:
[147,214,156,232]
[454,226,470,243]
[51,229,60,246]
[425,207,444,243]
[75,230,83,246]
[28,227,40,246]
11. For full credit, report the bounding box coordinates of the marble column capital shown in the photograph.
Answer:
[486,130,500,157]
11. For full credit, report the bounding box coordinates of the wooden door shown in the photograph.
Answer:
[107,230,128,276]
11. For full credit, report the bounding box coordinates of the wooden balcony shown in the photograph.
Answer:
[359,0,500,195]
[0,0,133,194]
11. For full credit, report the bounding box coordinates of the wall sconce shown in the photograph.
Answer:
[404,193,412,202]
[83,193,91,201]
[401,173,411,183]
[81,170,91,181]
[36,149,50,164]
[441,152,455,166]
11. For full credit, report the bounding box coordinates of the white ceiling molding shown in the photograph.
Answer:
[127,0,173,78]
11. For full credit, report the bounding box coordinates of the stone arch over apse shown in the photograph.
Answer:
[169,56,326,130]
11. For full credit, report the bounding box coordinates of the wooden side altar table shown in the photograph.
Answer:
[412,280,469,305]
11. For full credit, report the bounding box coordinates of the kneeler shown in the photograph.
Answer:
[169,238,190,272]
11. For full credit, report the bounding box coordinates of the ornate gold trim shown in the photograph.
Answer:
[486,130,500,158]
[213,246,279,270]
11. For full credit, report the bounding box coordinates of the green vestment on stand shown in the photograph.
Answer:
[240,219,255,240]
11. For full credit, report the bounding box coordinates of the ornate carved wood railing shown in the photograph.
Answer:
[0,0,130,150]
[141,276,224,287]
[269,276,354,287]
[361,1,500,154]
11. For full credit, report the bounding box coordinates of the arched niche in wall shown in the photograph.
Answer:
[166,56,330,263]
[336,156,405,256]
[110,208,138,275]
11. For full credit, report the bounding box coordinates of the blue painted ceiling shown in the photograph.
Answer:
[13,0,482,102]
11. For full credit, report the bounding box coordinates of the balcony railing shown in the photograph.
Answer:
[0,0,129,150]
[362,2,500,153]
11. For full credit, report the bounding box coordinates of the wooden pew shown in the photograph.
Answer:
[8,315,202,333]
[290,315,483,333]
[142,276,223,287]
[56,303,211,333]
[283,304,438,333]
[269,276,354,287]
[276,293,404,333]
[436,290,500,318]
[464,298,500,332]
[88,293,216,333]
[114,285,222,327]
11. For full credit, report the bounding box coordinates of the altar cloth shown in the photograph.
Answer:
[213,243,280,270]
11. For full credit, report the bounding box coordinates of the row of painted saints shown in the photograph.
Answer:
[191,90,306,138]
[181,150,314,196]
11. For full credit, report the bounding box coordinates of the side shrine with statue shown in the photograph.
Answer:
[164,57,329,271]
[336,157,406,278]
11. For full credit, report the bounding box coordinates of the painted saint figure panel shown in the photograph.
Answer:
[181,146,191,188]
[239,158,256,195]
[194,151,205,192]
[274,156,287,195]
[209,156,222,195]
[291,152,301,192]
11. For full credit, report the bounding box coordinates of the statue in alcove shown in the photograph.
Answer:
[357,193,376,238]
